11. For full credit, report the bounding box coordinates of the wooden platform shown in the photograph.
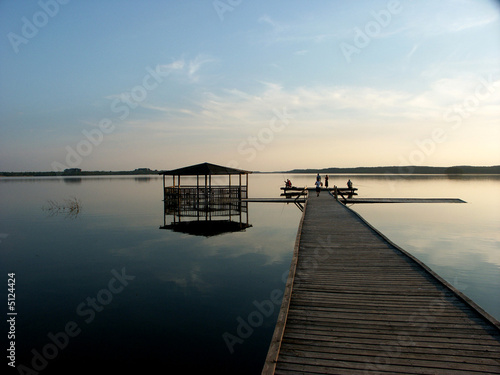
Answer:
[242,198,306,203]
[344,197,466,204]
[262,193,500,374]
[281,186,358,193]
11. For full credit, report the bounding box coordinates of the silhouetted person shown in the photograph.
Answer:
[315,179,322,197]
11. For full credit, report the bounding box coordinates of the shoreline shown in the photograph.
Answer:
[1,165,500,178]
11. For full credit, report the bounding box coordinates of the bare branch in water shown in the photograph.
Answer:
[42,197,82,218]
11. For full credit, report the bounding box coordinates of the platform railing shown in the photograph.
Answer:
[164,185,248,217]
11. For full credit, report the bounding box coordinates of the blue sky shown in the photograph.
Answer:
[1,0,499,172]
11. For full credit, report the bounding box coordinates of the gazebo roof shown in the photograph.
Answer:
[159,162,252,176]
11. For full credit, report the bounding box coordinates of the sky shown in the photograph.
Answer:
[0,0,499,172]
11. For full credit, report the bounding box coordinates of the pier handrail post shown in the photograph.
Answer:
[334,185,338,201]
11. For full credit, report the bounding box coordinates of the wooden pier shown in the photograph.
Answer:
[343,197,466,204]
[242,198,306,203]
[262,189,500,374]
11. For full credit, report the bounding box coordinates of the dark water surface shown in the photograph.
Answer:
[1,174,499,374]
[1,175,300,374]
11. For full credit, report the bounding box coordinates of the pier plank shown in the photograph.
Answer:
[262,192,500,374]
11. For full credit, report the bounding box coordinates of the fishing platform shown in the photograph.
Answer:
[280,186,357,199]
[262,189,500,374]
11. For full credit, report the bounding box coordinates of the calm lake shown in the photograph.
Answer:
[1,174,499,374]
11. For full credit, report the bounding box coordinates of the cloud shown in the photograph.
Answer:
[401,2,499,38]
[101,68,499,171]
[405,44,419,61]
[188,55,216,82]
[132,79,442,135]
[103,66,500,148]
[258,14,286,33]
[160,59,185,72]
[154,55,216,83]
[104,58,186,102]
[255,13,339,45]
[295,50,308,56]
[446,12,499,33]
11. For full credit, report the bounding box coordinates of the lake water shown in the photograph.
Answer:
[1,174,499,374]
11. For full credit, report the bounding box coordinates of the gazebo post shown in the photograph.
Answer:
[228,173,232,220]
[177,175,181,220]
[239,174,242,197]
[205,174,208,220]
[245,173,249,199]
[162,174,165,199]
[209,174,212,220]
[196,175,200,220]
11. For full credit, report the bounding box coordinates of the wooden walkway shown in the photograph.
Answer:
[242,198,306,203]
[343,197,466,204]
[263,190,500,374]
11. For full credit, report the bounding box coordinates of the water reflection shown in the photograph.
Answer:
[62,177,82,184]
[160,186,252,237]
[1,174,498,374]
[134,176,152,182]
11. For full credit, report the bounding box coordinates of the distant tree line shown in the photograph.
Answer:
[283,165,500,175]
[2,165,500,177]
[0,168,159,177]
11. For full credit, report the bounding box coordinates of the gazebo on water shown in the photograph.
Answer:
[158,162,252,236]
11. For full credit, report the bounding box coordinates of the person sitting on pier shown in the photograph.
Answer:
[347,179,353,189]
[285,179,292,188]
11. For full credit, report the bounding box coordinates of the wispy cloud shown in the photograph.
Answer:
[132,74,499,135]
[104,55,215,103]
[188,55,216,82]
[156,55,217,83]
[160,59,185,71]
[446,12,498,32]
[405,44,419,62]
[255,13,339,45]
[402,3,499,38]
[258,14,286,33]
